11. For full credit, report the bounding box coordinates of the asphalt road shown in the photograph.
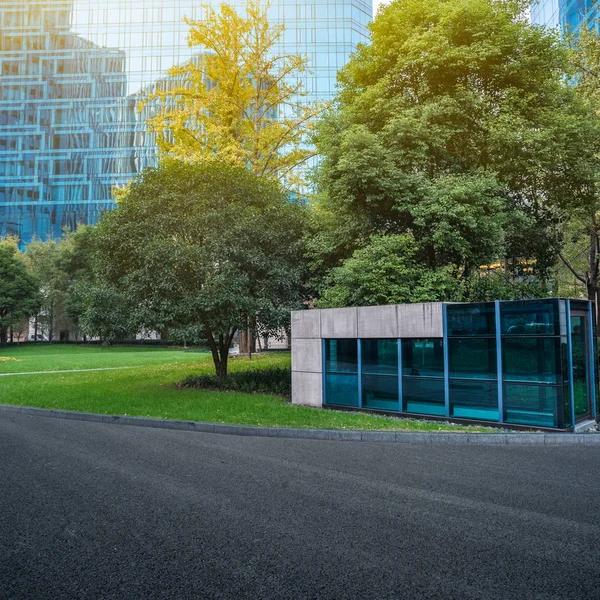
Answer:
[1,414,599,600]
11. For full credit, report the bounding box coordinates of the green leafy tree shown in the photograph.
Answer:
[552,19,600,310]
[318,234,462,308]
[93,160,307,376]
[58,226,101,338]
[23,238,71,341]
[312,0,593,303]
[76,284,141,344]
[0,242,41,345]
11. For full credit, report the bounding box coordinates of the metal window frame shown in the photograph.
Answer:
[587,300,597,420]
[397,337,403,413]
[566,300,576,429]
[442,304,450,418]
[357,338,363,409]
[495,300,504,424]
[321,338,327,406]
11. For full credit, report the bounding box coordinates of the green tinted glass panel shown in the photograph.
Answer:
[448,338,497,379]
[449,380,499,421]
[503,384,560,428]
[361,339,398,376]
[362,374,399,411]
[570,315,590,420]
[325,339,357,374]
[402,339,444,377]
[446,303,496,336]
[325,373,358,407]
[502,337,561,384]
[500,299,559,336]
[402,377,445,415]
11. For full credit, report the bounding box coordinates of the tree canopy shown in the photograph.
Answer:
[141,0,323,188]
[93,159,307,376]
[310,0,598,306]
[0,242,41,345]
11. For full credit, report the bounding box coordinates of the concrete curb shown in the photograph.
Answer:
[0,403,599,445]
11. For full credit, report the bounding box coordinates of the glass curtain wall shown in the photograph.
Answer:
[530,0,599,32]
[0,0,371,243]
[401,339,445,416]
[446,303,499,421]
[324,339,359,407]
[500,299,570,428]
[361,339,398,411]
[322,299,596,429]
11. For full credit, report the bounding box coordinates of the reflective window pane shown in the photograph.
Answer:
[446,303,496,336]
[503,384,561,428]
[325,374,358,407]
[571,314,591,420]
[500,299,560,336]
[502,337,561,384]
[361,339,398,376]
[448,338,497,379]
[362,374,399,411]
[450,380,499,421]
[325,339,357,374]
[402,377,445,416]
[402,339,443,377]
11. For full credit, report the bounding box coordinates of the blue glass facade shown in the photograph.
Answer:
[0,0,371,243]
[530,0,599,31]
[323,299,598,430]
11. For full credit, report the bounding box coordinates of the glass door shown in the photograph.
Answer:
[570,311,592,421]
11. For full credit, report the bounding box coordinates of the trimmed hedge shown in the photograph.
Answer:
[177,366,291,397]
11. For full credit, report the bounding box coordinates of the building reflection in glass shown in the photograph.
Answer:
[0,1,371,244]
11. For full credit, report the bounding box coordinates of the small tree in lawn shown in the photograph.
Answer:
[141,0,323,189]
[93,160,307,377]
[0,242,41,345]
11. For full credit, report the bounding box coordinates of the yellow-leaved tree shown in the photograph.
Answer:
[140,0,324,188]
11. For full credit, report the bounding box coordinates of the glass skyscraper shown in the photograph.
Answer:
[0,1,371,243]
[530,0,598,31]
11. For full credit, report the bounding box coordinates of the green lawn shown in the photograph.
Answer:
[0,345,492,432]
[0,344,202,373]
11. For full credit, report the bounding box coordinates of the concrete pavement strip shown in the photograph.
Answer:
[0,403,598,445]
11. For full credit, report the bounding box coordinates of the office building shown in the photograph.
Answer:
[0,0,371,243]
[530,0,598,31]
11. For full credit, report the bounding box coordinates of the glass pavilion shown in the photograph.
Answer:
[292,299,598,430]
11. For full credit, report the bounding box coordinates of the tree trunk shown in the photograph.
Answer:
[48,301,54,342]
[206,327,235,378]
[0,328,7,346]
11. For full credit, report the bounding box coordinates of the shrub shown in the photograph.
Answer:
[177,366,291,397]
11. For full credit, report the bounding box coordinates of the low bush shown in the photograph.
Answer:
[177,366,291,397]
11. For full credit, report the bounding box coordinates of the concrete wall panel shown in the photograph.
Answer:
[397,302,443,338]
[358,305,398,338]
[292,371,323,407]
[320,307,358,338]
[291,338,322,373]
[291,310,321,339]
